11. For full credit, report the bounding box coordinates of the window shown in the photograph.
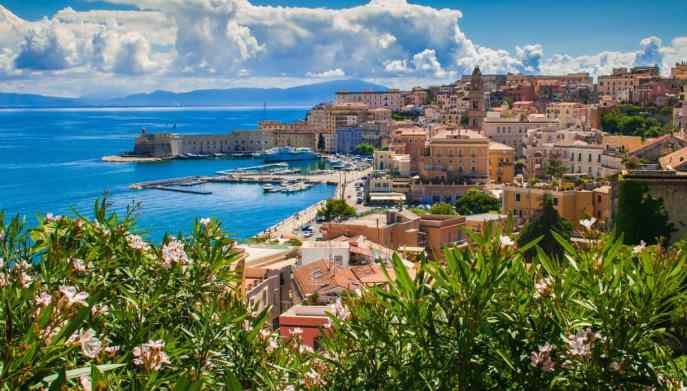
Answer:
[553,198,558,206]
[515,193,521,202]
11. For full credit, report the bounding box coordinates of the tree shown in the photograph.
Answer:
[317,133,326,151]
[455,189,501,215]
[615,180,674,245]
[317,199,357,222]
[517,194,573,259]
[429,202,456,215]
[354,143,374,156]
[542,157,567,179]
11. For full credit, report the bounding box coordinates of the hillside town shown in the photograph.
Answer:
[187,62,687,349]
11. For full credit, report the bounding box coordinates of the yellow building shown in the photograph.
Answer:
[488,141,515,184]
[502,185,612,229]
[418,129,490,184]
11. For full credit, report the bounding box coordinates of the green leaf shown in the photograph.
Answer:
[42,364,125,384]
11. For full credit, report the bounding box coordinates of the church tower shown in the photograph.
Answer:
[466,66,486,131]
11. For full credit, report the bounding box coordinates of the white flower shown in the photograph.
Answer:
[565,328,600,359]
[71,258,87,273]
[284,386,295,391]
[290,327,303,336]
[35,292,52,307]
[579,217,596,231]
[91,303,110,317]
[126,233,151,252]
[633,240,647,254]
[0,257,3,268]
[45,213,63,223]
[105,345,120,356]
[133,339,171,371]
[499,235,515,248]
[161,239,191,269]
[79,329,102,358]
[59,286,89,307]
[534,277,553,299]
[334,297,350,320]
[199,218,211,227]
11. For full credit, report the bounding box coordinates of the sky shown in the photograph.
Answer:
[0,0,686,97]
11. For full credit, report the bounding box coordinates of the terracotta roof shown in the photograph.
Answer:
[660,146,687,170]
[293,260,361,297]
[351,264,395,286]
[602,135,652,152]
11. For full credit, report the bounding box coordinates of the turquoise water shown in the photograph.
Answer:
[0,107,335,242]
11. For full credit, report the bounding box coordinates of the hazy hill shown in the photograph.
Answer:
[0,79,388,108]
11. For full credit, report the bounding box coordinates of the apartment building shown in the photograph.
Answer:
[335,90,402,111]
[482,111,558,157]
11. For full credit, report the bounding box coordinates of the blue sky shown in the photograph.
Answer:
[0,0,686,97]
[4,0,685,57]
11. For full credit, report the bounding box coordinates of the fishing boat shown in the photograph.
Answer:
[263,147,318,162]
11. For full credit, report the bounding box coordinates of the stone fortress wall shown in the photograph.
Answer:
[133,130,274,157]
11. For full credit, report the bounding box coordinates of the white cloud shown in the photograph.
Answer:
[0,1,684,97]
[306,68,346,78]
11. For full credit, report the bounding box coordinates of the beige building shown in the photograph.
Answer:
[335,90,402,111]
[389,127,428,173]
[503,184,612,229]
[598,66,659,102]
[133,130,274,157]
[545,102,600,129]
[660,147,687,171]
[482,111,558,157]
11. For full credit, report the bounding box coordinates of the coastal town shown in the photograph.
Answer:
[123,62,687,349]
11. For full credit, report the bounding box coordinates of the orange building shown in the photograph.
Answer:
[503,185,612,229]
[488,141,515,184]
[279,305,334,350]
[389,126,428,173]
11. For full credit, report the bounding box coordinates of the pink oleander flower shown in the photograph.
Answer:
[0,257,4,268]
[290,327,303,336]
[306,369,321,383]
[260,328,272,339]
[579,217,596,231]
[334,297,350,320]
[133,339,171,372]
[534,277,553,298]
[161,239,191,269]
[299,344,314,354]
[565,328,601,359]
[105,345,120,357]
[284,386,295,391]
[530,343,555,372]
[91,303,110,317]
[199,217,211,227]
[45,213,63,223]
[499,234,515,248]
[16,260,31,270]
[18,271,32,288]
[633,240,647,254]
[266,338,278,353]
[35,292,52,307]
[126,233,151,252]
[71,258,87,273]
[0,273,7,288]
[79,329,102,358]
[80,375,92,391]
[59,286,89,307]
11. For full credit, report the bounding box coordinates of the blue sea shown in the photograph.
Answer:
[0,107,336,242]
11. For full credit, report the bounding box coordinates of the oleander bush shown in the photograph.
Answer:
[2,202,687,390]
[0,201,309,390]
[319,225,687,390]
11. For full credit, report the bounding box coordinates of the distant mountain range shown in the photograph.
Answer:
[0,79,388,108]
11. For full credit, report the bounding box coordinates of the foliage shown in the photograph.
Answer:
[320,226,687,390]
[316,199,356,222]
[542,157,568,179]
[615,179,674,245]
[517,194,573,259]
[429,202,456,215]
[354,143,374,156]
[601,104,672,138]
[0,202,310,390]
[455,188,501,215]
[408,207,428,216]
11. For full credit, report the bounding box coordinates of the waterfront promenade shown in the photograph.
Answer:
[258,168,371,239]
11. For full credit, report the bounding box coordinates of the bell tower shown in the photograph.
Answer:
[467,67,486,131]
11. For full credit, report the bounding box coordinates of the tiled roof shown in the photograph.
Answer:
[293,260,361,297]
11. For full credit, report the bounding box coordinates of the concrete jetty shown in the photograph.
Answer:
[150,186,212,195]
